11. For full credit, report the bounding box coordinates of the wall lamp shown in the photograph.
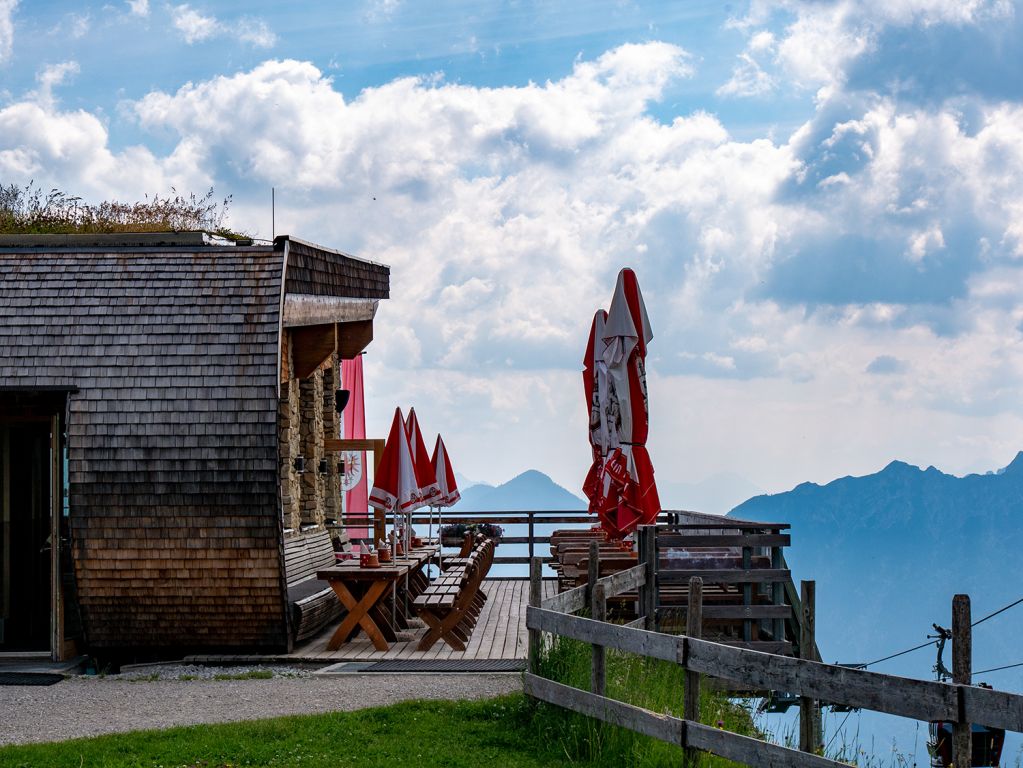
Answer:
[335,389,351,414]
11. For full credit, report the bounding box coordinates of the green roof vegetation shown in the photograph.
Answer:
[0,182,247,239]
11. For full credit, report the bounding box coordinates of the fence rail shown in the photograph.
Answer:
[526,524,1023,768]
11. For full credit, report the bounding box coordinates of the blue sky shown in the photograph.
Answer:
[4,0,1023,512]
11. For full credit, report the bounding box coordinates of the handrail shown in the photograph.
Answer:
[526,547,1023,767]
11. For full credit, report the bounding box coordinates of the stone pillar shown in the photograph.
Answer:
[278,331,302,531]
[299,370,325,528]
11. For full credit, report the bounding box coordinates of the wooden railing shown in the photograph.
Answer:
[525,525,1023,768]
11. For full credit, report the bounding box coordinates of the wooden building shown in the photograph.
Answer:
[0,233,389,660]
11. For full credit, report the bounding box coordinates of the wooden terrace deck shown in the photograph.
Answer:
[287,578,554,662]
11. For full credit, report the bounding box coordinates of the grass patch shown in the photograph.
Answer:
[531,632,759,767]
[211,671,274,681]
[0,182,245,239]
[0,696,560,768]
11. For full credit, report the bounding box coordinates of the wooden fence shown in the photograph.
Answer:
[525,525,1023,768]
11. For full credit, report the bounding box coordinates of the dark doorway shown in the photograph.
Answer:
[0,423,52,650]
[0,390,67,655]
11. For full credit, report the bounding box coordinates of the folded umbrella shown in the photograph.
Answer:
[597,268,660,537]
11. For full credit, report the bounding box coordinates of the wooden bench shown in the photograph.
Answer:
[285,530,344,644]
[414,538,495,651]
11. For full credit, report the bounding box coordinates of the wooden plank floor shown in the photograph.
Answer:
[288,578,556,662]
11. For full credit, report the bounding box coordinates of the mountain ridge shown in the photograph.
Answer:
[454,469,586,511]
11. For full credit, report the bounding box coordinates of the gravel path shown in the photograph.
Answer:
[0,670,522,747]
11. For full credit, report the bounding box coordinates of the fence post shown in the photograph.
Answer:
[799,580,820,755]
[639,524,658,631]
[528,511,535,562]
[591,581,607,697]
[528,556,542,674]
[953,594,972,768]
[684,576,703,768]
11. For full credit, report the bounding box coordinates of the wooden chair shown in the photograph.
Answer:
[414,538,495,651]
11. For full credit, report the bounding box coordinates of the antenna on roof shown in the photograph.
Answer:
[271,187,275,240]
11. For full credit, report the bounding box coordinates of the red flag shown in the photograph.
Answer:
[341,355,369,537]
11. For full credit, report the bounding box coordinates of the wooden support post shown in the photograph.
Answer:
[587,539,600,607]
[639,525,658,631]
[799,580,820,755]
[953,594,972,768]
[741,545,753,643]
[684,576,703,768]
[591,581,607,697]
[771,545,784,643]
[528,511,535,562]
[528,557,542,675]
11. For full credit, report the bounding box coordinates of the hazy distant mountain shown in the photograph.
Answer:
[659,472,764,515]
[455,469,587,511]
[731,453,1023,681]
[454,471,482,490]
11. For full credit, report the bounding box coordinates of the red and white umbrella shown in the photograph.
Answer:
[582,309,610,517]
[431,434,460,569]
[369,407,424,548]
[592,268,660,538]
[431,435,460,508]
[405,408,441,505]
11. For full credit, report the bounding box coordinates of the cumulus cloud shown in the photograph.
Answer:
[738,0,1015,93]
[5,36,1023,487]
[0,0,16,65]
[170,4,275,48]
[126,0,149,17]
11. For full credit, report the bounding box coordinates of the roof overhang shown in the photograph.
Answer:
[282,294,379,328]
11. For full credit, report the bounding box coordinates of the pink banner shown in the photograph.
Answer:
[341,355,369,539]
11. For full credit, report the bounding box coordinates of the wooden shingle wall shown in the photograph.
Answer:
[0,247,290,651]
[283,238,389,299]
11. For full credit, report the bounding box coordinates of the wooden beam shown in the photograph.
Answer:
[324,438,382,453]
[283,294,378,327]
[291,323,336,379]
[338,320,374,359]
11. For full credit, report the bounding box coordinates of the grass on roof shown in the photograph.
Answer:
[0,182,247,239]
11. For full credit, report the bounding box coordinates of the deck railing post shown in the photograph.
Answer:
[771,544,784,644]
[528,556,542,675]
[741,544,753,643]
[587,539,600,607]
[952,594,972,768]
[591,581,607,697]
[528,511,535,562]
[684,576,703,768]
[799,580,820,755]
[639,524,658,631]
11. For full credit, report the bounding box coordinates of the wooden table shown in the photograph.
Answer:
[317,546,439,651]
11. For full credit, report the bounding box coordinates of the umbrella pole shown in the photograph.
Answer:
[392,505,398,629]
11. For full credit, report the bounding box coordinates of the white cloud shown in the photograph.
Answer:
[171,4,219,43]
[170,5,276,48]
[5,40,1023,493]
[0,0,16,65]
[739,0,1014,91]
[127,0,149,17]
[237,18,277,49]
[717,51,776,97]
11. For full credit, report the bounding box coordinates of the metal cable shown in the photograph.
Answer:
[973,661,1023,677]
[972,596,1023,628]
[856,639,938,669]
